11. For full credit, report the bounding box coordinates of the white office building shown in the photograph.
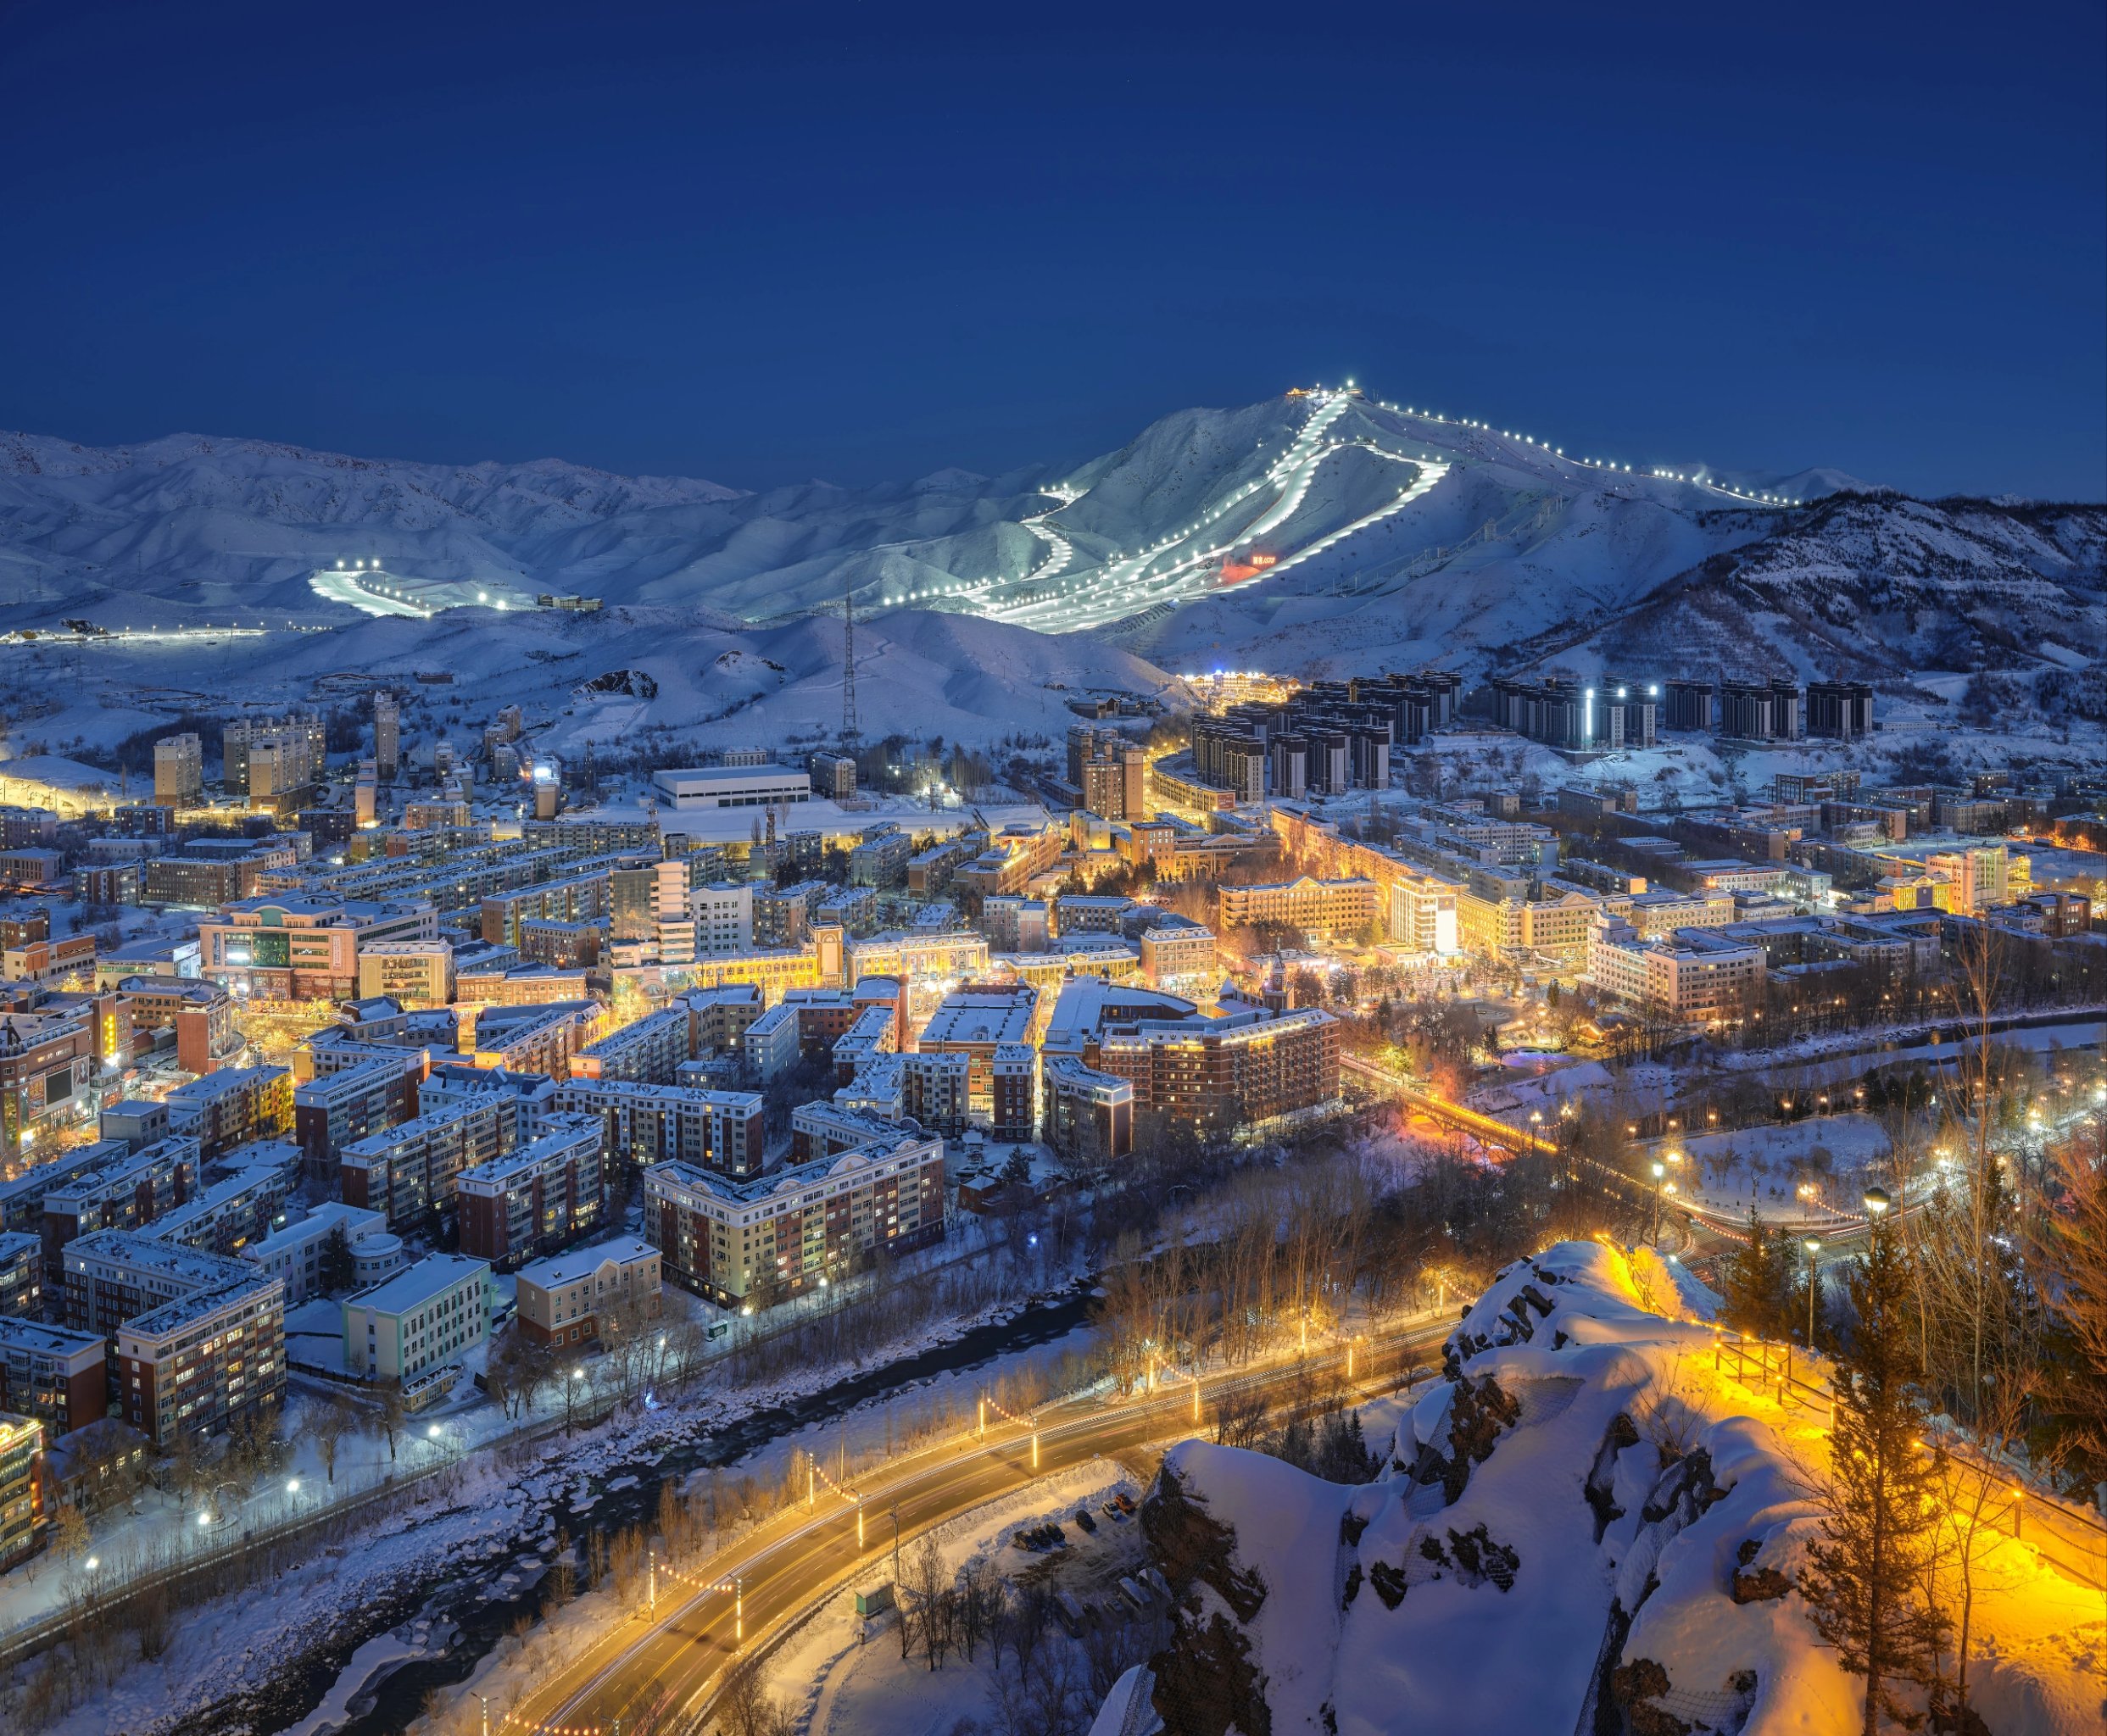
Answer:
[342,1253,491,1383]
[653,766,812,810]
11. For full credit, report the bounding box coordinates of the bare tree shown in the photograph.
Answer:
[311,1395,354,1485]
[377,1386,405,1462]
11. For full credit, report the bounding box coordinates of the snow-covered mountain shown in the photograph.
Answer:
[1,391,2099,709]
[1120,1243,2099,1736]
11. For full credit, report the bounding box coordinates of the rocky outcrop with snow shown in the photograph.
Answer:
[1132,1242,2099,1736]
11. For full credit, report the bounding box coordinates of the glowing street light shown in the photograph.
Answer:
[1803,1238,1822,1346]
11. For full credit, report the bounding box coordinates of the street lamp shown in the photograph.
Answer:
[1803,1238,1821,1347]
[1863,1185,1892,1218]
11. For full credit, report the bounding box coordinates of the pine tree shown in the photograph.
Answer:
[1798,1216,1951,1735]
[1720,1209,1783,1338]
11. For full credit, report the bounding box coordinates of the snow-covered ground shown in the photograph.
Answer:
[1669,1113,1892,1225]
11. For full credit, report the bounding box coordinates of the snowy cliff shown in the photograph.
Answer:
[1125,1242,2101,1736]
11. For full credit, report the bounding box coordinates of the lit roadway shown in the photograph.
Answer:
[1343,1055,1889,1258]
[511,1319,1450,1736]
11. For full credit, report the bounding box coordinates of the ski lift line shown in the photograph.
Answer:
[1373,398,1800,506]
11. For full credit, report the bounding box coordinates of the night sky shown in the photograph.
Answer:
[3,0,2100,499]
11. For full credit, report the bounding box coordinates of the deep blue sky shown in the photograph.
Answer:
[3,0,2101,498]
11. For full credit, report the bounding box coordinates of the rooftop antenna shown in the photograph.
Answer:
[841,576,860,752]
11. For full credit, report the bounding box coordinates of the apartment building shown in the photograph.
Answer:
[571,1007,692,1085]
[895,1050,968,1138]
[40,1135,201,1277]
[0,1413,45,1569]
[644,1132,947,1304]
[981,896,1051,954]
[1137,923,1217,988]
[153,733,203,809]
[0,1319,109,1438]
[240,1202,404,1305]
[684,983,765,1057]
[1041,1055,1135,1167]
[164,1066,294,1158]
[143,839,301,908]
[223,714,326,796]
[848,827,915,887]
[480,873,612,948]
[0,1232,39,1317]
[64,1232,286,1447]
[514,1235,661,1349]
[460,1002,605,1076]
[342,1254,491,1384]
[1090,1006,1340,1135]
[144,1147,295,1259]
[116,975,236,1074]
[688,882,755,956]
[829,1002,896,1085]
[952,823,1067,904]
[552,1079,767,1180]
[374,691,399,781]
[293,1051,422,1179]
[1051,893,1134,938]
[340,1096,510,1228]
[454,1115,605,1269]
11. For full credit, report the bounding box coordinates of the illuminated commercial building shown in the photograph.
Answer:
[1216,876,1380,937]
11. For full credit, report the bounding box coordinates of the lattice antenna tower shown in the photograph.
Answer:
[841,576,860,750]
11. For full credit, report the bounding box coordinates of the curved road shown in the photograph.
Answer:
[510,1318,1451,1736]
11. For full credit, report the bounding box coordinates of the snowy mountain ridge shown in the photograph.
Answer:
[0,392,2098,703]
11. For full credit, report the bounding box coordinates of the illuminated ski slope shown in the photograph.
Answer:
[308,562,435,618]
[973,388,1458,632]
[868,381,1808,634]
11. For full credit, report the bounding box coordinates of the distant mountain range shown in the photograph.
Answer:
[0,391,2099,738]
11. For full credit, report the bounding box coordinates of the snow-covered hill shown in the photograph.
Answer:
[1,392,2098,722]
[0,601,1184,770]
[1123,1242,2101,1736]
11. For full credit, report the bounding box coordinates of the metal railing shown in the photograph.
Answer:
[1711,1330,2107,1592]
